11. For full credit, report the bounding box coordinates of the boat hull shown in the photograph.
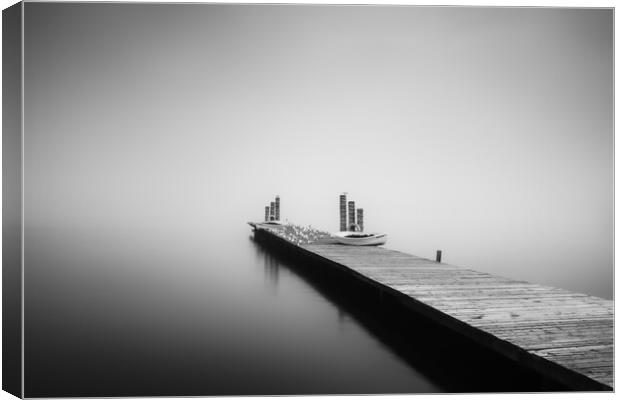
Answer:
[332,232,387,246]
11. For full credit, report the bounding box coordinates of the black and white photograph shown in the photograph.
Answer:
[1,0,615,398]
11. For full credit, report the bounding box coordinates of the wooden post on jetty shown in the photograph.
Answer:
[348,201,356,231]
[357,209,364,232]
[339,194,347,231]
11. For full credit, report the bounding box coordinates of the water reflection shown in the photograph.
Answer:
[251,235,353,334]
[251,234,280,289]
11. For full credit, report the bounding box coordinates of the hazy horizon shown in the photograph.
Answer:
[24,4,612,299]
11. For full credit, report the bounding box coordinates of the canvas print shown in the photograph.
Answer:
[2,2,613,397]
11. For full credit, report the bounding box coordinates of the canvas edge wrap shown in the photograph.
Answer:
[2,2,23,398]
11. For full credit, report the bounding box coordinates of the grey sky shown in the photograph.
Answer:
[24,4,612,297]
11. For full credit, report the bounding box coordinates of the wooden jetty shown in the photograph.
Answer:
[251,224,613,391]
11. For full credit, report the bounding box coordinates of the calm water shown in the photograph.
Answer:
[24,215,585,396]
[25,219,572,397]
[26,223,447,397]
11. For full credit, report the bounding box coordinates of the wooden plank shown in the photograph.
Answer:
[305,241,614,389]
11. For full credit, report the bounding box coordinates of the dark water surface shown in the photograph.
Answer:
[25,222,566,396]
[25,224,444,396]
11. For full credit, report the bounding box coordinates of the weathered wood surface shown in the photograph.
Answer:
[296,243,614,389]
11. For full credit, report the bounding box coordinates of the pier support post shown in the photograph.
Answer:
[436,250,442,263]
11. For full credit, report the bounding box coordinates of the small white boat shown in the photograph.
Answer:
[331,231,387,246]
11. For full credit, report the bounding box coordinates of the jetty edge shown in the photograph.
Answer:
[249,222,613,391]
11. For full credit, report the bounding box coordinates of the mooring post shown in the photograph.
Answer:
[436,250,442,263]
[357,208,364,232]
[339,193,347,231]
[348,201,355,231]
